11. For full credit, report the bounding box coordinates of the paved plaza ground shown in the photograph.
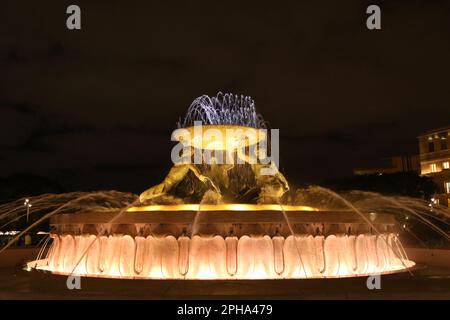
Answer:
[1,265,450,299]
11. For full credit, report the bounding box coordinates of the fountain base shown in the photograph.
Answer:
[28,205,414,280]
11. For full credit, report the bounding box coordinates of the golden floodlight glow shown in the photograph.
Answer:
[31,233,415,279]
[174,125,266,151]
[127,203,319,212]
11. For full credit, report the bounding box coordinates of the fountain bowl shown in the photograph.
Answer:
[27,204,415,280]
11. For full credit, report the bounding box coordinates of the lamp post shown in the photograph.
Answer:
[24,199,32,222]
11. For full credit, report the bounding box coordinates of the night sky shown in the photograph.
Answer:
[1,1,449,194]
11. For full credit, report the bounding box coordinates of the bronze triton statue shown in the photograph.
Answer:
[139,93,289,204]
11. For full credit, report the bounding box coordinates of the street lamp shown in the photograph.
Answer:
[24,199,32,222]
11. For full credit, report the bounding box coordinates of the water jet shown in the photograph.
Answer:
[21,92,415,279]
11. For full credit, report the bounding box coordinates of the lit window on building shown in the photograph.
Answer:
[431,163,437,173]
[440,132,448,150]
[444,161,450,170]
[446,181,450,194]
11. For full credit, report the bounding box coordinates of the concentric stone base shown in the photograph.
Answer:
[31,233,414,280]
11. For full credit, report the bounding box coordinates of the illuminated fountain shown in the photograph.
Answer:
[21,92,415,279]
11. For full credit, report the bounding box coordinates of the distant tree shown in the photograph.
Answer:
[0,173,65,204]
[323,172,437,199]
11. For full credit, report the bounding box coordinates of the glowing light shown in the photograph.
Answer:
[430,163,437,173]
[24,199,32,207]
[15,91,419,282]
[24,199,32,222]
[33,233,414,280]
[173,125,266,151]
[0,230,20,236]
[127,203,319,212]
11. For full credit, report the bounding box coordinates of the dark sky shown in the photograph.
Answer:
[1,0,449,193]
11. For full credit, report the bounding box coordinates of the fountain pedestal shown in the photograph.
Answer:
[28,205,414,280]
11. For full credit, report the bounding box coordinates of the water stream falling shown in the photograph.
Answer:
[312,187,416,266]
[0,191,137,255]
[277,201,308,278]
[68,197,141,277]
[1,186,440,279]
[3,93,446,280]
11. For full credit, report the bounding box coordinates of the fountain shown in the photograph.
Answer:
[11,93,417,279]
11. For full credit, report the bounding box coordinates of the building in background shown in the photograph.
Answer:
[418,125,450,206]
[354,155,419,176]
